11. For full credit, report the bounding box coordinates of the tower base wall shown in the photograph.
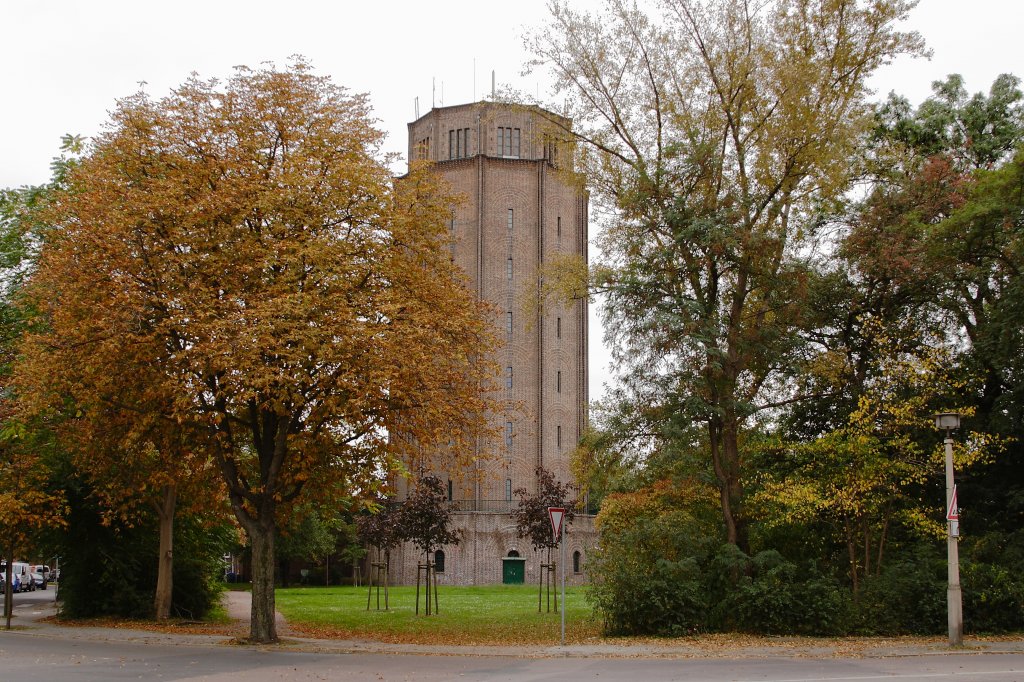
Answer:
[385,512,596,587]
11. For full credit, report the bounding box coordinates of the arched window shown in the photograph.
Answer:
[573,550,581,574]
[507,549,520,558]
[434,550,446,573]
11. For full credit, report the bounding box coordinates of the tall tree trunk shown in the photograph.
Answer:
[248,516,277,643]
[710,416,748,553]
[846,521,859,602]
[876,516,890,576]
[4,545,13,629]
[153,484,177,619]
[709,419,737,546]
[863,516,871,579]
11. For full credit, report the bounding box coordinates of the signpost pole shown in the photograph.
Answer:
[548,506,566,646]
[946,454,963,646]
[560,526,566,645]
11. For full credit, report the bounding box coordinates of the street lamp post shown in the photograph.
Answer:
[933,412,962,646]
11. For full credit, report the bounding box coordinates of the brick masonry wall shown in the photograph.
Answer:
[395,102,593,585]
[384,512,597,587]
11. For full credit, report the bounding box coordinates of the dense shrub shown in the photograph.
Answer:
[587,517,711,635]
[57,484,228,620]
[962,561,1024,633]
[854,546,947,635]
[709,548,851,635]
[589,533,851,636]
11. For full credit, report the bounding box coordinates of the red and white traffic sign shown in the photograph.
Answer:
[947,485,959,521]
[548,507,565,542]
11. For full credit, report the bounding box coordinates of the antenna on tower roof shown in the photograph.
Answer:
[491,70,496,100]
[432,78,436,109]
[415,96,420,119]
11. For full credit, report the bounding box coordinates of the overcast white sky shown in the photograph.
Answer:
[4,0,1021,400]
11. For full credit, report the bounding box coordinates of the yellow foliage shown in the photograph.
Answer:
[597,478,718,535]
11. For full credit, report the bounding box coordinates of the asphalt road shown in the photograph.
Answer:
[2,589,1023,681]
[2,633,1023,682]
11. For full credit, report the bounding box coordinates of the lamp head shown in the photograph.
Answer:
[933,412,961,431]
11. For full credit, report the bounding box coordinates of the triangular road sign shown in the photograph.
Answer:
[947,485,959,521]
[548,507,565,542]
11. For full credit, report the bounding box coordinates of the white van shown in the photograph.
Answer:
[5,562,34,592]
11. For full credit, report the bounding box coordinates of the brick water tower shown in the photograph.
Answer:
[390,100,594,585]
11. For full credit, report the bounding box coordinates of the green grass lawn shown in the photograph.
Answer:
[274,583,601,645]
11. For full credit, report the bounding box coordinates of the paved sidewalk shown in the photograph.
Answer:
[222,589,292,636]
[4,592,1024,660]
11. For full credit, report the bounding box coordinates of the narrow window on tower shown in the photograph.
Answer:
[505,478,513,501]
[557,370,562,393]
[415,137,430,160]
[543,134,558,163]
[447,480,453,501]
[507,257,513,280]
[505,421,513,447]
[506,311,513,335]
[557,216,562,243]
[497,127,521,157]
[556,317,562,339]
[557,425,562,449]
[507,208,514,231]
[450,129,471,159]
[506,366,513,389]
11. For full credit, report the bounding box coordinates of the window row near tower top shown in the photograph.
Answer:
[425,127,564,162]
[446,127,520,159]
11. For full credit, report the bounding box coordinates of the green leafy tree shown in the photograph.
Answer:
[872,73,1023,172]
[756,327,992,595]
[832,74,1024,536]
[0,140,81,627]
[527,0,924,550]
[276,505,339,586]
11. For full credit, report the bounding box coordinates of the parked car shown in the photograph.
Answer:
[27,568,45,590]
[30,565,50,589]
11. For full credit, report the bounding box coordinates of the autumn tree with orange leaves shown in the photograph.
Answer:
[20,61,498,643]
